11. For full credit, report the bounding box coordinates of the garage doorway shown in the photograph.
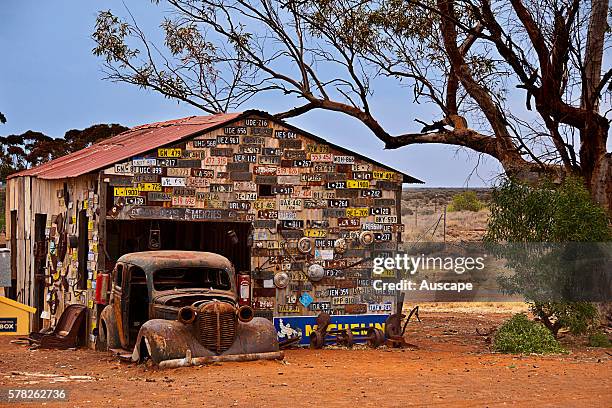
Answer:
[105,220,251,272]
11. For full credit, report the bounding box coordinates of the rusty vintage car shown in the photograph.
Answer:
[99,250,282,367]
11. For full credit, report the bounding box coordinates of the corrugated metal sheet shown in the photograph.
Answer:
[10,113,240,180]
[9,110,422,183]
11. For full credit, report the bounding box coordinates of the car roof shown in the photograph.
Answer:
[117,250,234,271]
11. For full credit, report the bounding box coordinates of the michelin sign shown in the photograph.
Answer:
[274,314,389,346]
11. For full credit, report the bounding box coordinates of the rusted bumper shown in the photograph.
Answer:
[131,317,280,365]
[158,350,284,369]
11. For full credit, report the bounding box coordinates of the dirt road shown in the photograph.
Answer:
[1,312,610,407]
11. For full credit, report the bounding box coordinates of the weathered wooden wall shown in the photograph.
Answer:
[7,174,101,338]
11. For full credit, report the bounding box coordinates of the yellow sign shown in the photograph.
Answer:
[88,220,94,231]
[373,171,395,180]
[345,207,369,217]
[376,269,397,278]
[306,144,329,154]
[253,200,276,210]
[158,148,182,157]
[304,229,327,238]
[137,183,162,192]
[346,180,370,189]
[114,187,140,197]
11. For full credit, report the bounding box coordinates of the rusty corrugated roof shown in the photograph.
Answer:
[10,113,241,180]
[10,110,422,183]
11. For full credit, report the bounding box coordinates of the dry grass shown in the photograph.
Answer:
[401,188,491,243]
[402,208,490,242]
[410,302,529,314]
[398,189,526,314]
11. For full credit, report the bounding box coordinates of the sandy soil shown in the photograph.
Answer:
[0,312,610,408]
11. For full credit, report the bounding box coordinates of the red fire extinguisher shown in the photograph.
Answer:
[95,273,110,305]
[237,273,251,306]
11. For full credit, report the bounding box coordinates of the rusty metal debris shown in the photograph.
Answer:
[279,335,302,349]
[309,312,385,349]
[158,350,284,369]
[24,304,86,350]
[384,293,420,348]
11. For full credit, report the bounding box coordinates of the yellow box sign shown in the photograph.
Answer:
[345,207,369,217]
[373,171,395,180]
[304,229,327,238]
[114,187,140,197]
[137,183,162,192]
[346,180,370,189]
[158,148,182,158]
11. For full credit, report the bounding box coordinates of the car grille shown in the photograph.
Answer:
[197,301,236,354]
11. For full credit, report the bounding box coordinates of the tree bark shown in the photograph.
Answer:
[580,0,611,213]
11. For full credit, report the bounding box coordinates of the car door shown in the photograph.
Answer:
[111,262,128,348]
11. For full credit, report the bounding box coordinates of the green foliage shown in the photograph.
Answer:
[493,314,565,354]
[588,332,611,348]
[448,191,484,212]
[485,176,611,337]
[530,302,598,336]
[0,124,128,181]
[486,177,610,243]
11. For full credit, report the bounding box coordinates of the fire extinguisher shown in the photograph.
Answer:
[236,273,251,306]
[95,273,110,305]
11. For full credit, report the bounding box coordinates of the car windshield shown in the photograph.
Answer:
[153,267,231,291]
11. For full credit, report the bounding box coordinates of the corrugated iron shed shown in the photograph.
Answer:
[9,110,422,183]
[10,113,240,180]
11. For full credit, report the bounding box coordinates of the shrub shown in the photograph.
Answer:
[448,191,484,212]
[493,314,565,354]
[486,177,610,244]
[588,332,611,348]
[530,302,599,337]
[486,176,611,336]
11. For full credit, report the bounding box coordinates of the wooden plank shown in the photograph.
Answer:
[97,172,107,273]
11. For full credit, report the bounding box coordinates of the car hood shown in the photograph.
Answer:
[152,289,237,306]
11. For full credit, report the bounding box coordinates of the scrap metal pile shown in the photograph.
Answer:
[309,295,420,349]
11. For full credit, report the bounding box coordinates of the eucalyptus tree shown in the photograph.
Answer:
[93,0,611,210]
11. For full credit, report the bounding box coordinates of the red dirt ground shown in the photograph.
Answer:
[0,312,610,407]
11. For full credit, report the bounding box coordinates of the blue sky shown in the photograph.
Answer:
[1,0,509,187]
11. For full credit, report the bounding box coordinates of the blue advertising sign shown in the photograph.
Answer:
[274,314,389,346]
[299,292,313,308]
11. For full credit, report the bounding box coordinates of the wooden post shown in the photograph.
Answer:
[443,205,447,243]
[97,172,106,273]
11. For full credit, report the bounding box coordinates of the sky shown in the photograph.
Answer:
[1,1,510,187]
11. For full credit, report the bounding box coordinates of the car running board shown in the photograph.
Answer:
[109,348,133,362]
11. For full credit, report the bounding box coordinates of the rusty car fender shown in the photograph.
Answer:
[99,305,121,350]
[131,317,280,366]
